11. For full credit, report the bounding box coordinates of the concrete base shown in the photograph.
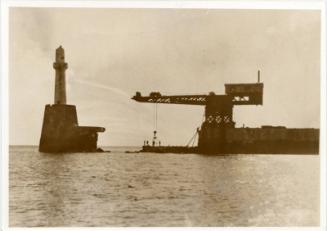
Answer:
[39,104,105,153]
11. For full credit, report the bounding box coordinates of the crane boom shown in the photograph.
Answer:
[132,82,263,106]
[132,92,207,105]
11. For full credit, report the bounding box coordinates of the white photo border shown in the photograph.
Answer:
[1,0,326,230]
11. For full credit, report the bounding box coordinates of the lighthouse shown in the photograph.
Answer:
[53,46,67,105]
[39,46,105,153]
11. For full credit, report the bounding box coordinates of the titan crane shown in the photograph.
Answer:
[132,71,264,153]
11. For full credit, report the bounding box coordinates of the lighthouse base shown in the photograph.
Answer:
[39,104,105,153]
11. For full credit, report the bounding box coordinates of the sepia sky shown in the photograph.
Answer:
[9,8,320,146]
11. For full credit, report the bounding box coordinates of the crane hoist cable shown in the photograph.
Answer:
[152,103,159,146]
[153,103,158,131]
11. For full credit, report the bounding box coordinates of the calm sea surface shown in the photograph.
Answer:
[9,146,319,227]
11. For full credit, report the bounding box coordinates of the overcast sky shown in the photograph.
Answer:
[9,8,320,146]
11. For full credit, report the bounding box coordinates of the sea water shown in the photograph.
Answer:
[9,146,319,226]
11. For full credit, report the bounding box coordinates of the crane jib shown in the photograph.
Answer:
[132,82,263,106]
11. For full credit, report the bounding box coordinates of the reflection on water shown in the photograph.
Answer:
[9,146,319,226]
